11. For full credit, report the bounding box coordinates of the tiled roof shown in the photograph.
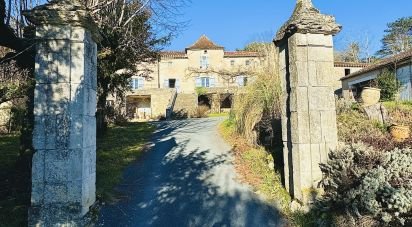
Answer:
[334,62,370,68]
[341,50,412,80]
[186,35,224,50]
[160,51,187,58]
[224,51,263,58]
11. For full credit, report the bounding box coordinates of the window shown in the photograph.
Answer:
[201,77,210,87]
[200,55,209,69]
[196,76,215,88]
[168,79,176,88]
[246,60,250,66]
[230,60,235,66]
[345,68,351,76]
[237,76,248,87]
[130,77,144,89]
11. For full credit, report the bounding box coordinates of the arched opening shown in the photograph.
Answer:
[198,94,211,109]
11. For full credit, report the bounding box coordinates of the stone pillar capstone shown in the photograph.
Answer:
[23,0,100,225]
[274,0,341,202]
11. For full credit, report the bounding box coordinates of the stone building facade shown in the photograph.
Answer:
[121,35,263,120]
[118,35,366,120]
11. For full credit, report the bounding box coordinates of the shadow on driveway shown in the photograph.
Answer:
[98,118,284,227]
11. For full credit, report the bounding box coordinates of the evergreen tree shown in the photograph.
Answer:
[377,17,412,57]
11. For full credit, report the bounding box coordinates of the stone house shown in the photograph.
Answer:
[341,50,412,100]
[120,35,263,120]
[112,35,368,120]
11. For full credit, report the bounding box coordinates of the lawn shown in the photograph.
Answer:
[0,122,155,226]
[96,122,156,201]
[207,112,229,118]
[0,134,28,227]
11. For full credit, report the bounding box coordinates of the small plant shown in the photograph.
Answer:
[376,68,400,101]
[195,87,208,96]
[319,143,412,226]
[191,105,209,118]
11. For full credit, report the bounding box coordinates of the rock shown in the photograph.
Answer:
[362,103,390,125]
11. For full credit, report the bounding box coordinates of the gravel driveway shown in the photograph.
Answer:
[98,118,284,227]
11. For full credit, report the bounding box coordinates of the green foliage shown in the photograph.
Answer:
[96,122,155,201]
[0,134,28,227]
[0,60,33,105]
[377,16,412,56]
[96,7,170,127]
[376,68,400,101]
[319,143,412,225]
[337,109,387,144]
[195,87,208,95]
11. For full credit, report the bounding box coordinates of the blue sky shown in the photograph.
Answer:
[164,0,412,53]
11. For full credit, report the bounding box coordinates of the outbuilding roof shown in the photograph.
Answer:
[334,62,370,68]
[341,50,412,81]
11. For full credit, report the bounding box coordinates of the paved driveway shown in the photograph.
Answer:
[98,118,284,227]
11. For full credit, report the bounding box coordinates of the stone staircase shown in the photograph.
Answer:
[172,93,198,118]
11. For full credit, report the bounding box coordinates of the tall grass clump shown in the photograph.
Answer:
[232,43,282,145]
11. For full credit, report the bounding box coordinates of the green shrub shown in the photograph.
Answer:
[195,87,208,96]
[377,68,400,101]
[319,143,412,226]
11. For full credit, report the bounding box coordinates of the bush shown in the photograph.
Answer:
[337,105,412,151]
[377,68,400,101]
[232,44,282,145]
[191,105,209,118]
[195,87,208,96]
[319,143,412,226]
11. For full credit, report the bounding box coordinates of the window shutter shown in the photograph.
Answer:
[176,79,180,91]
[195,77,201,87]
[138,77,144,89]
[129,79,134,89]
[236,76,242,86]
[210,77,216,87]
[164,79,169,88]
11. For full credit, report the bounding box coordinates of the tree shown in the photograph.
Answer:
[376,68,400,101]
[242,42,272,52]
[0,60,32,105]
[335,41,361,63]
[377,17,412,57]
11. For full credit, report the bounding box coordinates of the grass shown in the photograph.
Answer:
[0,122,155,226]
[0,134,29,227]
[207,112,229,118]
[219,119,292,215]
[96,122,156,201]
[220,118,323,226]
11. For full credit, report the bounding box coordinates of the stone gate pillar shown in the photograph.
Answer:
[24,1,100,225]
[274,0,341,202]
